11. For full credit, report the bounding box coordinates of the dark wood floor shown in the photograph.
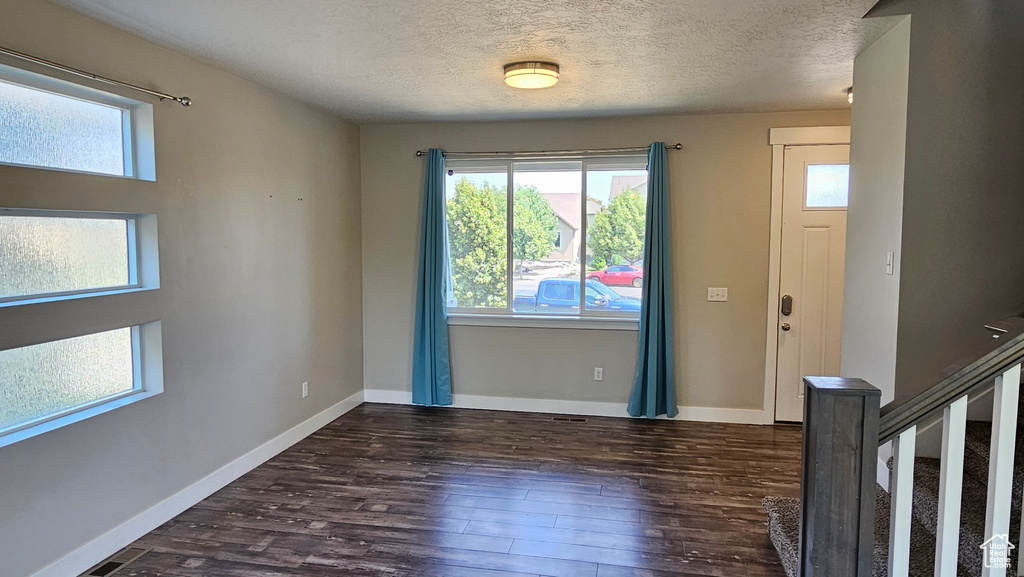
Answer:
[119,403,802,577]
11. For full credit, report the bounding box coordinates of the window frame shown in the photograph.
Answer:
[0,207,160,308]
[0,62,156,180]
[0,321,164,449]
[444,154,647,327]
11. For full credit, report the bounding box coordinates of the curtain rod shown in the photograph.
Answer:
[415,143,682,157]
[0,45,192,107]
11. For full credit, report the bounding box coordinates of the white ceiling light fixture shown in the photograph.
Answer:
[504,61,560,89]
[846,87,854,104]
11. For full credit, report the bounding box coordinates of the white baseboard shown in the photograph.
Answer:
[32,390,365,577]
[362,389,766,424]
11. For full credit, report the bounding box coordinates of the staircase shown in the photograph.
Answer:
[764,396,1024,576]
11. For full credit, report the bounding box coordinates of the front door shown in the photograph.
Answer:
[774,145,850,422]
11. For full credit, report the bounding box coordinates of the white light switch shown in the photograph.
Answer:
[707,288,728,302]
[886,252,895,275]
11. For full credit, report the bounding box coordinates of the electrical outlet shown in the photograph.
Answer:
[594,367,604,381]
[302,382,309,398]
[707,287,728,302]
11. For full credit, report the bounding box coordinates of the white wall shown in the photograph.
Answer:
[840,16,911,406]
[361,110,851,415]
[0,1,363,575]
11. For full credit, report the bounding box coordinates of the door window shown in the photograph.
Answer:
[804,164,850,209]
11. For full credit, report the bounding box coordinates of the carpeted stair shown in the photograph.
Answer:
[764,484,948,577]
[763,396,1024,576]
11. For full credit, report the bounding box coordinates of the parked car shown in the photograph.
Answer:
[588,265,643,287]
[513,278,641,313]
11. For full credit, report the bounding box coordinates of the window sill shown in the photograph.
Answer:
[0,285,157,309]
[447,314,639,331]
[0,387,161,449]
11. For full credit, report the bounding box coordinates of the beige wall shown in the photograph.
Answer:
[0,1,363,576]
[361,109,850,411]
[868,0,1024,403]
[841,16,911,406]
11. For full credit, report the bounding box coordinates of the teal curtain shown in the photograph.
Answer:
[411,148,453,406]
[627,143,678,418]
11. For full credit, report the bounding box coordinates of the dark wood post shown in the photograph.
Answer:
[799,377,881,577]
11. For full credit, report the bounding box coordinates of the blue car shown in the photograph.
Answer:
[513,278,641,313]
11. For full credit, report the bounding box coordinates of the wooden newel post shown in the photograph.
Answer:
[799,377,881,577]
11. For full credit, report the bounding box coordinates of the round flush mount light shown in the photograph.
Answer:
[846,86,854,104]
[504,61,560,89]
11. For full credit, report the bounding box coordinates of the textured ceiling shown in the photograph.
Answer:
[49,0,893,123]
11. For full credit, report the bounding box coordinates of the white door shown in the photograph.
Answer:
[774,145,850,422]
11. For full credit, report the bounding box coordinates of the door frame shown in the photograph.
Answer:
[762,126,851,423]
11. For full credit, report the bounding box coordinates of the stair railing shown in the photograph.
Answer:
[799,317,1024,577]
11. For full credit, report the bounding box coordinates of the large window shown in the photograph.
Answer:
[0,63,155,180]
[445,156,648,319]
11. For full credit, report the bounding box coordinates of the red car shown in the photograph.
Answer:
[588,265,643,287]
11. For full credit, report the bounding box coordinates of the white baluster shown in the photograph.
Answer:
[935,395,968,577]
[983,362,1021,577]
[890,425,917,577]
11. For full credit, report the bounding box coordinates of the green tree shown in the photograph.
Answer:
[446,177,507,308]
[512,185,558,276]
[589,189,646,266]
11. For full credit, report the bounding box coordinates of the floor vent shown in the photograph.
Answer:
[551,416,588,423]
[81,547,149,577]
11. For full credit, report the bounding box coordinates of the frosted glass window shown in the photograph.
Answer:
[0,328,135,431]
[805,164,850,208]
[0,216,131,300]
[0,79,126,176]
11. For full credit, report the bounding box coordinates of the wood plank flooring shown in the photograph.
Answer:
[117,403,802,577]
